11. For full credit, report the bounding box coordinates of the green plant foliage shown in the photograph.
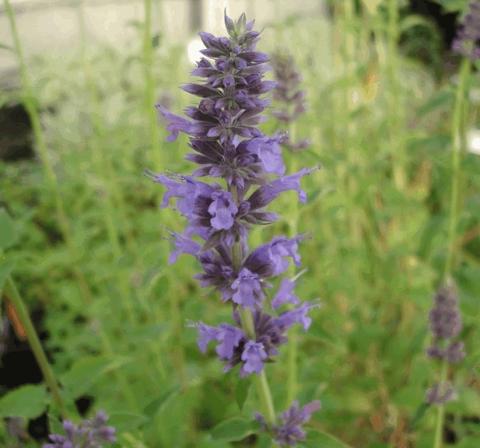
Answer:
[0,385,47,419]
[0,1,479,447]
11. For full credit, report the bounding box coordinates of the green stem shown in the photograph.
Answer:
[386,0,405,191]
[229,187,277,428]
[444,59,470,280]
[433,361,448,448]
[433,57,471,448]
[5,277,67,418]
[4,0,93,307]
[286,124,299,406]
[143,0,162,169]
[238,308,276,426]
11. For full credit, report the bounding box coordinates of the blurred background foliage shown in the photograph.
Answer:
[0,0,479,447]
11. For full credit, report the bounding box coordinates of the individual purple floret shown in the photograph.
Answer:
[271,52,310,152]
[257,400,321,446]
[43,411,116,448]
[426,383,457,405]
[452,1,480,61]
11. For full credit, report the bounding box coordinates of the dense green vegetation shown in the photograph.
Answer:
[0,1,479,447]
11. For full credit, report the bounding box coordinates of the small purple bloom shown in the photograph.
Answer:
[208,190,238,230]
[257,400,321,446]
[276,302,317,331]
[168,232,201,263]
[272,278,300,309]
[241,340,267,375]
[246,136,285,175]
[231,268,264,308]
[244,236,302,278]
[43,411,116,448]
[426,383,457,405]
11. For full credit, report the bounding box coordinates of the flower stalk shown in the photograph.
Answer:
[431,3,476,442]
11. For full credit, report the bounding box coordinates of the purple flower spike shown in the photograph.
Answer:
[152,11,319,444]
[425,282,465,406]
[452,1,480,61]
[271,52,310,152]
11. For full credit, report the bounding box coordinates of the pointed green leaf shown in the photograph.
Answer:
[303,430,352,448]
[0,384,48,418]
[235,380,250,411]
[0,257,15,293]
[61,355,131,399]
[211,417,257,442]
[143,385,180,418]
[109,412,149,431]
[0,209,18,250]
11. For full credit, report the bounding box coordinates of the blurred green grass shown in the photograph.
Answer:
[0,2,480,447]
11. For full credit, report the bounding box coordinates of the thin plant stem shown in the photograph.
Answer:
[143,0,162,169]
[386,0,406,191]
[444,59,471,280]
[238,307,276,426]
[433,57,471,448]
[4,277,67,418]
[285,123,299,406]
[433,361,448,448]
[230,188,277,432]
[4,0,92,307]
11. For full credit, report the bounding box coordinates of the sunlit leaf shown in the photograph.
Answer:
[0,384,48,419]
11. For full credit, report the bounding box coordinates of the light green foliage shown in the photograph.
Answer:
[0,1,479,447]
[0,385,47,419]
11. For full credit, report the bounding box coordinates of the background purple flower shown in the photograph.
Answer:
[43,411,116,448]
[452,1,480,61]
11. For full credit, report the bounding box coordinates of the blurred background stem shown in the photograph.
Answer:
[143,0,162,170]
[434,57,470,448]
[386,0,405,191]
[286,123,299,406]
[4,277,67,418]
[444,59,471,280]
[3,0,93,307]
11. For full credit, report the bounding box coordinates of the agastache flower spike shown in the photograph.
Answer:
[452,1,480,62]
[271,52,310,152]
[425,283,465,405]
[153,11,319,444]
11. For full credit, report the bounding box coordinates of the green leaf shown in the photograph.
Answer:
[61,355,131,399]
[303,430,352,448]
[235,380,250,411]
[0,257,15,293]
[211,417,257,442]
[0,384,48,419]
[416,89,453,117]
[0,208,18,250]
[143,385,180,418]
[109,412,149,431]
